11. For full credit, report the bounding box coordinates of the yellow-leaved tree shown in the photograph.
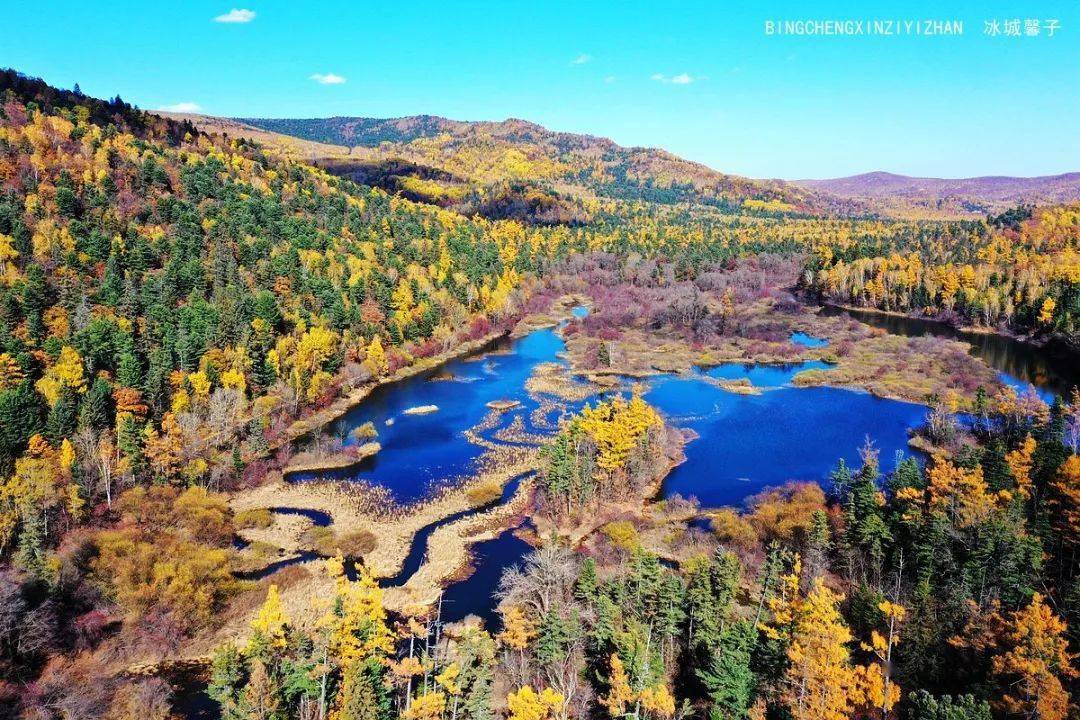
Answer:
[35,345,87,405]
[507,685,565,720]
[319,557,395,720]
[859,600,906,718]
[762,558,865,720]
[249,584,289,652]
[991,593,1074,720]
[365,335,389,377]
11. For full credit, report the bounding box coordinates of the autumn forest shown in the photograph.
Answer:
[0,68,1076,720]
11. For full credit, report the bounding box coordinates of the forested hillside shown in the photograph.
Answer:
[805,204,1080,342]
[236,115,845,216]
[181,113,1080,345]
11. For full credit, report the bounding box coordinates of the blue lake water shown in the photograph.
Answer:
[439,526,535,627]
[705,360,833,387]
[291,328,590,504]
[282,310,934,623]
[294,322,922,510]
[278,305,1072,629]
[791,331,829,348]
[646,378,928,506]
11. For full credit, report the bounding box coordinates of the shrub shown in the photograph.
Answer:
[234,508,273,530]
[602,520,639,551]
[351,421,379,440]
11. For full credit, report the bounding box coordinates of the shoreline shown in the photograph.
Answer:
[267,330,508,454]
[282,441,381,475]
[822,301,1062,349]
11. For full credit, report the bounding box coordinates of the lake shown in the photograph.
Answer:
[278,312,953,628]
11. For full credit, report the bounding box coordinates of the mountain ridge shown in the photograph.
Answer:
[232,114,845,216]
[795,170,1080,216]
[167,111,1080,220]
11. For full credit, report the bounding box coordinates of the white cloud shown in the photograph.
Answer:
[159,102,202,113]
[651,72,704,85]
[310,73,347,85]
[571,53,592,65]
[604,76,616,84]
[214,8,255,23]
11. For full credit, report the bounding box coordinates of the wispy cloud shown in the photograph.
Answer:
[310,73,347,85]
[159,102,202,113]
[651,72,704,85]
[213,8,255,23]
[604,76,616,84]
[571,53,592,65]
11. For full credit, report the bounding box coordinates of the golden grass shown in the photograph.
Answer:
[381,476,537,613]
[466,478,505,506]
[234,507,273,529]
[284,442,381,474]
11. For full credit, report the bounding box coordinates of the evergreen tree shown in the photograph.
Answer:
[80,376,113,431]
[905,691,992,720]
[337,655,390,720]
[46,390,78,443]
[0,380,45,468]
[697,621,757,720]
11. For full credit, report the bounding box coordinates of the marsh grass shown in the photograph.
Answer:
[234,508,273,529]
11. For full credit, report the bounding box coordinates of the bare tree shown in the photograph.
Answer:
[74,427,121,508]
[497,545,578,617]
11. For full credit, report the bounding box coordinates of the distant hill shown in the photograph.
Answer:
[166,114,1079,221]
[795,171,1080,217]
[233,115,854,217]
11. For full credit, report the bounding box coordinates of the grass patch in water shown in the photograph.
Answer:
[235,508,274,529]
[466,478,505,505]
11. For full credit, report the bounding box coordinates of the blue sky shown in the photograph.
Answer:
[5,1,1078,179]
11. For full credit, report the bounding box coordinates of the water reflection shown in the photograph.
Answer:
[822,305,1078,400]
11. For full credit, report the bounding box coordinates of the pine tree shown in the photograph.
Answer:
[906,691,992,720]
[338,655,391,720]
[208,643,250,720]
[79,376,113,431]
[697,621,757,720]
[46,389,78,443]
[575,557,599,606]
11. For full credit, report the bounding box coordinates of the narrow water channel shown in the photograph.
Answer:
[181,306,1073,717]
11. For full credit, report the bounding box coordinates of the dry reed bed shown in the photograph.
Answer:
[493,415,548,446]
[234,513,313,562]
[231,447,538,580]
[525,361,604,401]
[283,441,381,474]
[381,476,537,613]
[561,299,1008,407]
